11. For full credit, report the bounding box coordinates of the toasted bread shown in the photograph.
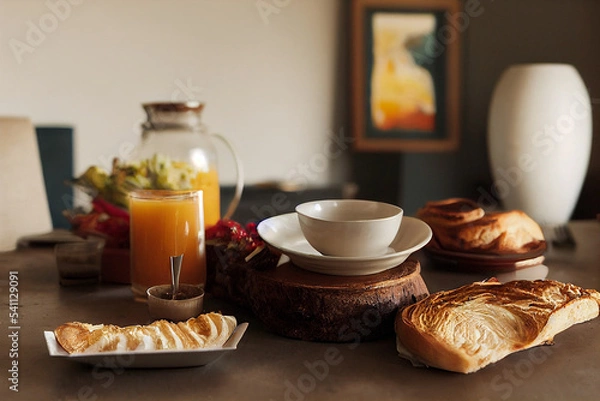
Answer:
[395,279,600,373]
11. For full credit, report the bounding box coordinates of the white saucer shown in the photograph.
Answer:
[257,214,432,276]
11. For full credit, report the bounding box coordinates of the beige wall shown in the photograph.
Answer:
[2,0,598,218]
[0,0,348,186]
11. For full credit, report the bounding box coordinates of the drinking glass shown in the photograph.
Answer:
[129,190,206,301]
[55,238,105,285]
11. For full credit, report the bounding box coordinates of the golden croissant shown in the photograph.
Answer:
[416,198,545,254]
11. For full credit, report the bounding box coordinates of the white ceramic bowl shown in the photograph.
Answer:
[295,199,403,257]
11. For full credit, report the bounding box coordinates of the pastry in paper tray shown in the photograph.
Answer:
[54,312,236,354]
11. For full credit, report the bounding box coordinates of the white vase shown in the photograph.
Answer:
[487,63,592,226]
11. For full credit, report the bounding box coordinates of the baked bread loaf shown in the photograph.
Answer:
[417,198,545,254]
[395,279,600,374]
[416,198,484,227]
[54,312,237,354]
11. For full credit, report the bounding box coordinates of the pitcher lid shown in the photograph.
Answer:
[142,102,205,130]
[143,101,204,113]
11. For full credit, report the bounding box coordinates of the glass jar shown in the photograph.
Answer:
[129,102,244,228]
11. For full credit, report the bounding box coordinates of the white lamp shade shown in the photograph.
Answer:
[0,117,53,251]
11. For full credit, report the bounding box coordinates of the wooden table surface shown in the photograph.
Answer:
[1,220,599,400]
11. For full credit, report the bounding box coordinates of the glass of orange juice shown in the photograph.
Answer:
[129,190,206,301]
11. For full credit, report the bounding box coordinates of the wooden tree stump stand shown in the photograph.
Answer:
[245,258,429,342]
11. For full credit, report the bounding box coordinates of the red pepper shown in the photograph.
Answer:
[92,197,130,220]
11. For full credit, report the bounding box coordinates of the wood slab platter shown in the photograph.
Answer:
[245,259,429,342]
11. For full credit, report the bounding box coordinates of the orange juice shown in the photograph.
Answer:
[129,190,206,301]
[191,169,220,228]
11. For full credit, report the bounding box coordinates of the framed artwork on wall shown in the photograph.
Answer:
[350,0,461,152]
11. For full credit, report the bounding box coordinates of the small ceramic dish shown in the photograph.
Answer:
[295,199,403,257]
[146,284,204,322]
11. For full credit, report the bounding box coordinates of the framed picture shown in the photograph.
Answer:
[350,0,461,152]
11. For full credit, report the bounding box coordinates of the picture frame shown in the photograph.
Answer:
[350,0,461,152]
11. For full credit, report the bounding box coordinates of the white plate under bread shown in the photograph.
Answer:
[44,323,248,368]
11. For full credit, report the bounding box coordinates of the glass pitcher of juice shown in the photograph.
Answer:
[129,102,244,228]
